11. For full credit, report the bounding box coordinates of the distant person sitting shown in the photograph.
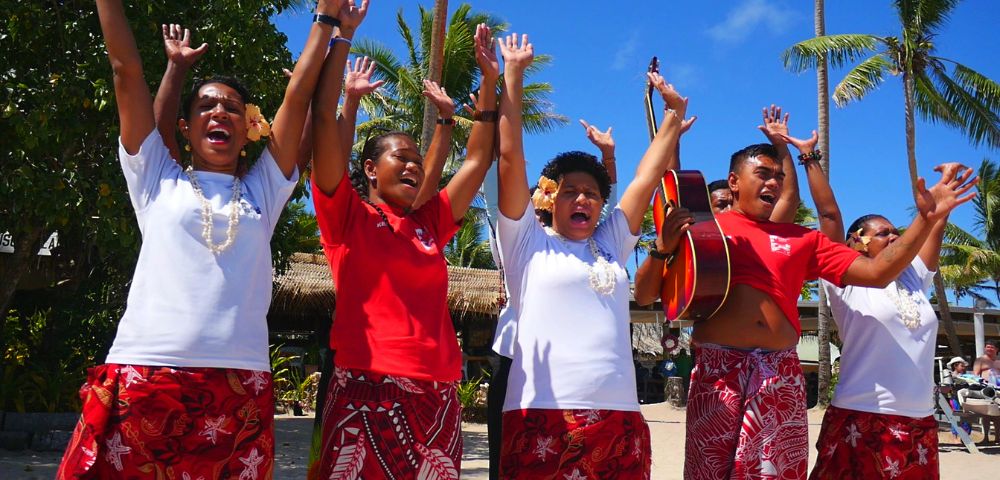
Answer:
[942,356,971,386]
[973,341,1000,384]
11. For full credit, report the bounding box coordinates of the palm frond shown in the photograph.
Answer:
[782,34,884,73]
[895,0,961,35]
[912,71,964,127]
[396,8,419,68]
[929,62,1000,149]
[832,54,893,107]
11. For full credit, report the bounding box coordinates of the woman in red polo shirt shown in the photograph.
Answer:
[308,22,500,477]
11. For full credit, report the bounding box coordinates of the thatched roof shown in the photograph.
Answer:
[632,322,663,359]
[270,253,506,319]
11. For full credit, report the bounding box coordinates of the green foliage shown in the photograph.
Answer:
[941,158,999,303]
[456,374,485,410]
[445,207,495,269]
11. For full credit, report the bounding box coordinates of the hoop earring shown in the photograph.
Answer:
[184,144,191,152]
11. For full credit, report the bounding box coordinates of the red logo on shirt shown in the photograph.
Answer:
[415,228,434,250]
[769,235,791,256]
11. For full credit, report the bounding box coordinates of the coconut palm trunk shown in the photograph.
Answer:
[419,0,448,154]
[813,0,835,408]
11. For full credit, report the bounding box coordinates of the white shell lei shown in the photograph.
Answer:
[885,281,924,331]
[184,166,242,254]
[545,227,617,296]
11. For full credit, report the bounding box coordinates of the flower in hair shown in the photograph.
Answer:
[532,176,558,212]
[850,227,872,253]
[245,104,271,141]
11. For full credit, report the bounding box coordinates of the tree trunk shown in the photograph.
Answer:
[814,0,833,408]
[0,227,44,337]
[903,70,963,357]
[934,272,964,356]
[419,0,448,155]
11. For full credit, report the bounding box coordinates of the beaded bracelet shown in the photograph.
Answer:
[473,110,499,122]
[436,117,455,126]
[798,150,823,165]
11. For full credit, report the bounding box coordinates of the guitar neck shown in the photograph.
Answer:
[644,86,658,142]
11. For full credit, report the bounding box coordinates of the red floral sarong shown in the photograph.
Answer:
[56,363,274,480]
[310,365,463,479]
[500,408,651,480]
[685,344,808,479]
[810,405,939,479]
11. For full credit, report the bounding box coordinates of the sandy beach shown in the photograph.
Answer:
[2,405,996,479]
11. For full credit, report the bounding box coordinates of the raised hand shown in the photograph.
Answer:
[757,105,790,144]
[338,0,369,33]
[423,79,456,119]
[646,71,690,126]
[579,119,615,156]
[915,163,978,222]
[161,24,208,70]
[499,33,534,75]
[344,56,384,98]
[777,130,819,154]
[474,24,500,80]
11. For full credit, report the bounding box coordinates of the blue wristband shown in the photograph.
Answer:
[329,36,352,48]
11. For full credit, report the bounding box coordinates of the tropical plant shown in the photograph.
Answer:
[445,207,495,269]
[941,159,999,303]
[350,3,567,153]
[783,0,1000,357]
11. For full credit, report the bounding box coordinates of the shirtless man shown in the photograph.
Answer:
[973,341,1000,382]
[678,143,977,478]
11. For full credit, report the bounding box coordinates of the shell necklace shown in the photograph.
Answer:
[184,166,242,254]
[885,281,923,331]
[544,227,617,296]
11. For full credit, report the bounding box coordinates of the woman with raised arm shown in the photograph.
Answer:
[495,33,691,478]
[57,1,344,478]
[308,21,499,477]
[781,134,968,479]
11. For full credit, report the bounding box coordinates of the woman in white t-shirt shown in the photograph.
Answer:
[494,33,692,479]
[56,1,352,477]
[785,145,977,477]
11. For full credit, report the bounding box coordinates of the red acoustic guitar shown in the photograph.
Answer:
[645,57,731,321]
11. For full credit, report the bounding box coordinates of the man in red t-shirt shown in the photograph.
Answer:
[679,143,977,479]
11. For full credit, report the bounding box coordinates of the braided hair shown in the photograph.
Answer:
[350,131,413,198]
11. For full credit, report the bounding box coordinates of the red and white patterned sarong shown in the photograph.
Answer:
[810,405,938,479]
[310,365,463,479]
[57,364,274,480]
[500,408,651,479]
[685,344,808,479]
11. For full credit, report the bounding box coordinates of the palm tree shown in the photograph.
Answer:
[941,159,999,303]
[445,208,496,269]
[351,3,566,153]
[783,0,1000,357]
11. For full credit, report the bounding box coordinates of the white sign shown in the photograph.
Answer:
[0,231,59,256]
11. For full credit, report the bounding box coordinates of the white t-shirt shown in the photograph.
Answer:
[488,183,619,359]
[822,257,937,418]
[498,202,640,411]
[105,131,298,371]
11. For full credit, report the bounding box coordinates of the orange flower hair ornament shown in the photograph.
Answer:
[849,227,872,253]
[532,176,558,212]
[245,104,271,142]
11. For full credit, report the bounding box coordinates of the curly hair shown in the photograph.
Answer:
[180,76,252,120]
[349,131,413,198]
[536,151,612,227]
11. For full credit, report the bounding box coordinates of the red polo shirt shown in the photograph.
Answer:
[313,175,462,381]
[716,210,861,334]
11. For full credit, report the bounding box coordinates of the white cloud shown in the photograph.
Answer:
[707,0,798,43]
[612,31,641,71]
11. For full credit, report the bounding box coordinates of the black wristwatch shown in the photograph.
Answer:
[648,248,671,261]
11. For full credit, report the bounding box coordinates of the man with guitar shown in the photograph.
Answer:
[675,141,977,478]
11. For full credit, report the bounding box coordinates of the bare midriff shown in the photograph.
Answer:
[692,284,799,351]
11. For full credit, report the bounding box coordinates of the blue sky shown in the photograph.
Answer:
[275,1,998,303]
